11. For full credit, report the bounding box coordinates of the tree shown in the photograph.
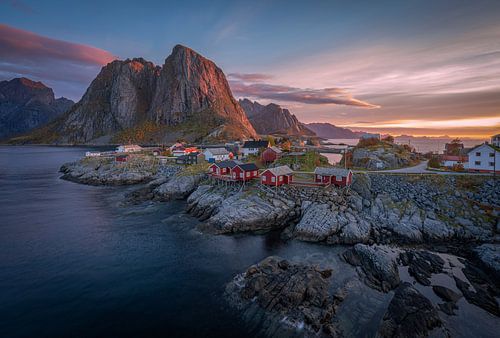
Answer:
[382,135,394,143]
[446,138,463,155]
[267,135,276,146]
[428,156,441,168]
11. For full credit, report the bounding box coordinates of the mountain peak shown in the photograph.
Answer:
[10,77,48,90]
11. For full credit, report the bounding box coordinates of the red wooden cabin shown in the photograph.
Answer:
[260,165,293,186]
[115,154,129,162]
[314,167,353,187]
[261,146,283,163]
[209,160,241,176]
[231,163,259,181]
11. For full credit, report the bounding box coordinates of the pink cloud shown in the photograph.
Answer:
[230,80,379,108]
[0,24,116,66]
[228,72,273,82]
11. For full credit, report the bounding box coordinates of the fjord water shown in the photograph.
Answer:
[0,146,364,337]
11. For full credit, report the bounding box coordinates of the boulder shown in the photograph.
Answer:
[153,173,204,200]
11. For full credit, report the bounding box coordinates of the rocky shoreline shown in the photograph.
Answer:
[59,158,499,337]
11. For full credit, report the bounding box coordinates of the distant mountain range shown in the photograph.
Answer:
[239,99,315,136]
[12,45,256,144]
[306,122,363,139]
[0,78,73,140]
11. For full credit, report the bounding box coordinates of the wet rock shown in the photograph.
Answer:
[378,283,441,338]
[153,173,204,200]
[399,250,444,286]
[343,244,401,292]
[473,244,500,279]
[225,256,341,336]
[293,203,342,242]
[454,262,500,316]
[432,285,461,303]
[438,301,458,316]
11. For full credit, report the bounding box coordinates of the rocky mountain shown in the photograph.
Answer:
[306,122,363,139]
[0,78,73,140]
[17,45,256,144]
[239,99,315,136]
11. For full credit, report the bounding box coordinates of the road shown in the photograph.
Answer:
[354,161,496,176]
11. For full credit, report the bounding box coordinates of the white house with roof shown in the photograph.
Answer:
[203,148,231,162]
[492,134,500,147]
[116,144,143,153]
[467,143,499,173]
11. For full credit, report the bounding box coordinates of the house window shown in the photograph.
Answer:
[271,176,276,183]
[279,176,283,182]
[263,176,267,182]
[246,172,249,177]
[476,152,481,156]
[475,161,481,165]
[490,153,495,157]
[253,170,257,176]
[336,176,342,182]
[317,175,322,180]
[489,162,495,167]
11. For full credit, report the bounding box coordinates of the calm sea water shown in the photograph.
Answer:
[0,146,365,337]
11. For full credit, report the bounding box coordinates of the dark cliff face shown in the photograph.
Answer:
[149,45,256,140]
[239,99,315,136]
[20,45,256,144]
[306,122,362,139]
[0,78,74,140]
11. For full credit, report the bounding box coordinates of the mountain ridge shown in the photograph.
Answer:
[239,99,315,136]
[306,122,363,139]
[0,77,74,140]
[14,45,256,144]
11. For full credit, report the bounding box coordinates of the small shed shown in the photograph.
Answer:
[314,167,353,187]
[261,146,282,163]
[232,163,259,181]
[176,152,204,165]
[115,154,129,162]
[261,165,293,186]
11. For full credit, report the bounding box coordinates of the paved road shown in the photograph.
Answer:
[355,161,496,176]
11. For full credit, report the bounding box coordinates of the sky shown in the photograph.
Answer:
[1,0,499,138]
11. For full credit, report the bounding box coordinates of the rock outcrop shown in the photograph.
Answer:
[153,173,205,200]
[378,283,442,338]
[351,141,417,170]
[239,99,314,136]
[473,244,500,279]
[187,185,298,234]
[0,78,73,140]
[59,157,179,186]
[18,45,256,144]
[225,256,341,336]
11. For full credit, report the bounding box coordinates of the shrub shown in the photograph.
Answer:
[428,156,441,168]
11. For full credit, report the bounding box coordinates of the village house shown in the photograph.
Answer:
[231,163,259,181]
[116,144,143,153]
[261,146,282,163]
[203,148,231,162]
[467,143,499,173]
[260,165,293,186]
[439,155,468,169]
[175,152,204,165]
[314,167,353,187]
[209,160,241,176]
[242,140,270,157]
[492,134,500,147]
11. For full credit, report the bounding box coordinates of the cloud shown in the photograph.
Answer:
[0,24,116,66]
[0,24,116,100]
[228,72,273,82]
[229,80,379,108]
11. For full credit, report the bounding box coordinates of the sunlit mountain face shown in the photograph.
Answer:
[1,0,499,138]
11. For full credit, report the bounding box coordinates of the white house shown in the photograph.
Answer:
[491,134,500,147]
[203,148,231,162]
[242,140,270,157]
[467,143,499,173]
[116,144,143,153]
